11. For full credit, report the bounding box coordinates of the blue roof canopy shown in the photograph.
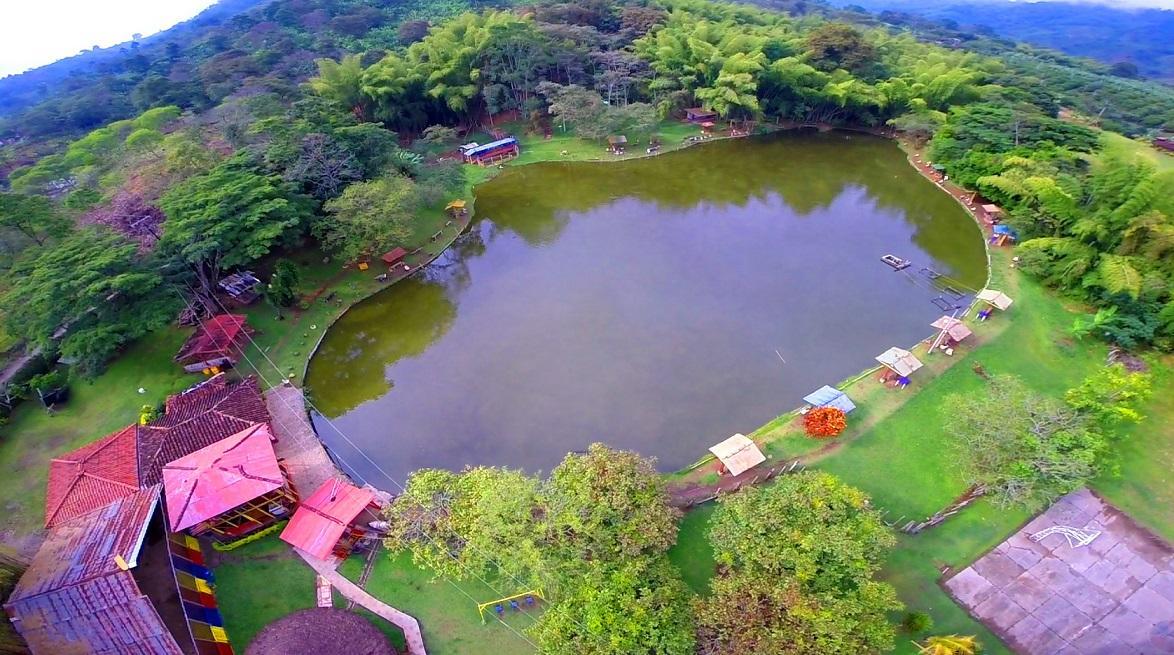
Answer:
[464,137,517,157]
[802,385,857,413]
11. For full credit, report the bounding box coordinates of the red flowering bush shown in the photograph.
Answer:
[804,406,847,438]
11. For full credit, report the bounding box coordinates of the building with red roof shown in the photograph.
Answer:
[174,314,252,369]
[162,423,295,539]
[137,374,270,486]
[280,479,380,560]
[44,424,142,528]
[4,487,186,655]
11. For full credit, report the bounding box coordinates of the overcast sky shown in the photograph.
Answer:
[0,0,218,77]
[1,0,1172,78]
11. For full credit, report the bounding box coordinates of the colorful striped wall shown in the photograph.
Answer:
[168,533,235,655]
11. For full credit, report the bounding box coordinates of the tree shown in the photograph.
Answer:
[945,374,1145,508]
[696,573,901,655]
[709,471,894,594]
[0,193,71,247]
[317,174,421,263]
[0,228,177,376]
[918,635,979,655]
[699,472,900,654]
[804,406,847,438]
[307,54,369,120]
[546,443,679,564]
[283,133,362,200]
[265,260,301,309]
[398,20,431,45]
[531,557,695,655]
[1064,364,1151,428]
[80,191,165,250]
[159,156,311,308]
[806,23,875,74]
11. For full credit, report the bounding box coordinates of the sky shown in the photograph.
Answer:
[0,0,218,77]
[1,0,1172,77]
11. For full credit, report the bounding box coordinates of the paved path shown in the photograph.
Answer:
[265,384,345,499]
[299,549,428,655]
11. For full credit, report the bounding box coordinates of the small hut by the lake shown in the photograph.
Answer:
[981,203,1003,223]
[684,107,717,124]
[445,199,468,218]
[381,247,408,268]
[991,224,1017,247]
[174,313,252,373]
[976,289,1014,311]
[802,385,857,414]
[708,433,766,476]
[162,423,296,542]
[607,135,628,154]
[461,137,519,166]
[875,347,923,384]
[930,315,974,349]
[280,478,381,560]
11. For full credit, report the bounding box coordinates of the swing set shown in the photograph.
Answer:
[477,588,546,623]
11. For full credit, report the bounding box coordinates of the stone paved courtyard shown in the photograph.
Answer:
[944,488,1174,654]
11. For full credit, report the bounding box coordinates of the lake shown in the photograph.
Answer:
[305,131,987,485]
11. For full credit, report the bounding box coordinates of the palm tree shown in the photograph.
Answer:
[917,634,979,655]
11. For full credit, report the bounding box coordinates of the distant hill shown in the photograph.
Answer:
[830,0,1174,81]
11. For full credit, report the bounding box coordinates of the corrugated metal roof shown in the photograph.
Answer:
[45,424,142,527]
[5,487,181,655]
[464,137,516,157]
[280,479,375,559]
[802,385,856,413]
[163,423,284,531]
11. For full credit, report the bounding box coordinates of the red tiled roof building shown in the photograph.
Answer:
[280,479,379,560]
[174,314,252,366]
[45,424,142,528]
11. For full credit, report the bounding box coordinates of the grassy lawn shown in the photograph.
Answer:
[212,535,318,650]
[1099,131,1174,173]
[670,249,1172,654]
[667,502,717,596]
[0,328,191,554]
[340,549,541,654]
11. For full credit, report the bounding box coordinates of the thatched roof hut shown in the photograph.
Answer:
[246,608,395,655]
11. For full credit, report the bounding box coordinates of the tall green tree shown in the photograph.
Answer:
[317,174,421,263]
[158,155,311,307]
[0,228,176,375]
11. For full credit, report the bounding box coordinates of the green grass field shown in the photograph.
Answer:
[0,329,191,553]
[1099,131,1174,173]
[212,535,318,649]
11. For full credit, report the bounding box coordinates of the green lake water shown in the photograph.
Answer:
[306,131,987,484]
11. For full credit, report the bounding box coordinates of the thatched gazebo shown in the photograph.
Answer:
[245,608,396,655]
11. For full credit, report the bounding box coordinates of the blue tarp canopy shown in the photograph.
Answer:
[802,385,857,413]
[993,224,1018,238]
[464,137,517,157]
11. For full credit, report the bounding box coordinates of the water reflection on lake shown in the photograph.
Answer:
[306,131,986,484]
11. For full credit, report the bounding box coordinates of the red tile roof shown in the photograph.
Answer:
[162,423,285,531]
[45,425,142,528]
[137,375,270,486]
[280,479,376,559]
[4,487,181,655]
[174,313,250,364]
[380,248,408,265]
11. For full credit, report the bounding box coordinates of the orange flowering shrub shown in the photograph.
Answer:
[804,406,847,438]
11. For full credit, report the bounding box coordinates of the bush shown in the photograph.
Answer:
[903,611,934,633]
[804,406,847,438]
[25,369,66,393]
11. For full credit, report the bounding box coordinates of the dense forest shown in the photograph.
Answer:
[829,0,1174,82]
[1,0,1172,375]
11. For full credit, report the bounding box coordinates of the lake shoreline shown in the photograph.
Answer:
[300,125,995,487]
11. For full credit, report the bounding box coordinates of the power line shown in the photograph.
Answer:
[176,282,548,648]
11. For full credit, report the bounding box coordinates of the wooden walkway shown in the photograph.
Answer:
[265,384,346,500]
[299,549,428,655]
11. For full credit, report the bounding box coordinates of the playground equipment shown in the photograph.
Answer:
[477,589,545,623]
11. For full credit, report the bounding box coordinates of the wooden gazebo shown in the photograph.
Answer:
[163,423,296,541]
